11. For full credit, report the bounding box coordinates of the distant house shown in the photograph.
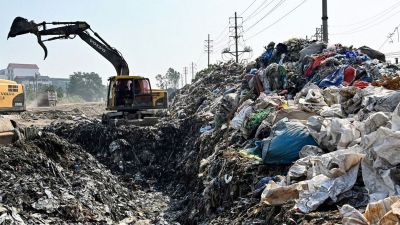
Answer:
[2,63,53,90]
[6,63,39,80]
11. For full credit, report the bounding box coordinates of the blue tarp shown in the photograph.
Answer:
[262,118,318,165]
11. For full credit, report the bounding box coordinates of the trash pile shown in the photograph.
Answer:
[41,39,400,224]
[0,132,172,224]
[21,109,91,121]
[170,40,400,224]
[170,62,245,122]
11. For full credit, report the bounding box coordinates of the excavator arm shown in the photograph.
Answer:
[7,17,129,75]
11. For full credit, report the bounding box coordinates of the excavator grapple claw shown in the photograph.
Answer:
[8,17,37,38]
[8,17,48,59]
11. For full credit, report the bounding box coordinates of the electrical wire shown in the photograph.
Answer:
[213,24,229,42]
[331,1,400,28]
[244,0,286,33]
[245,0,307,41]
[244,0,276,23]
[240,0,258,16]
[331,9,400,35]
[243,0,272,23]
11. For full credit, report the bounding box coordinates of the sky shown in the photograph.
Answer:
[1,0,400,87]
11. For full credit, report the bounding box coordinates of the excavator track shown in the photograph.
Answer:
[102,111,159,126]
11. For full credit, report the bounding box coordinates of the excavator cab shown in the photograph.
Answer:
[107,76,152,111]
[107,76,168,111]
[104,76,168,124]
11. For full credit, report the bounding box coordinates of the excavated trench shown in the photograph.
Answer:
[45,117,324,225]
[47,117,209,224]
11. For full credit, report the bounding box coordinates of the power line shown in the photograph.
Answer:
[214,24,229,42]
[195,47,204,67]
[243,0,271,22]
[214,40,230,53]
[244,0,277,23]
[246,0,307,41]
[240,0,258,16]
[331,1,400,28]
[213,30,230,45]
[331,9,400,35]
[244,0,286,33]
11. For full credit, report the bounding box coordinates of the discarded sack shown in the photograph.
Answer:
[230,101,254,130]
[262,118,318,164]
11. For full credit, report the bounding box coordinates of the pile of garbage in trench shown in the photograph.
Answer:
[0,132,172,224]
[19,38,400,224]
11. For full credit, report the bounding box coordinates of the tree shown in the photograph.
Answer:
[155,74,167,89]
[68,72,105,101]
[165,68,180,89]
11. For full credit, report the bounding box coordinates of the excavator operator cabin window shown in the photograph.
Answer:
[140,80,151,94]
[8,85,18,92]
[133,80,140,95]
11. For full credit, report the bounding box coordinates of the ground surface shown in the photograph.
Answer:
[5,102,105,127]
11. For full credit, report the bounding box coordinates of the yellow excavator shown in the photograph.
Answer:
[0,80,25,144]
[8,17,168,125]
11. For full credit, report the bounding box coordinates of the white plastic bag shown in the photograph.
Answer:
[230,105,253,130]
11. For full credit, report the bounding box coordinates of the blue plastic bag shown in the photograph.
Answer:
[261,49,273,61]
[318,66,345,88]
[262,118,318,165]
[345,50,358,59]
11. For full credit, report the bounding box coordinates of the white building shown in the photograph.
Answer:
[6,63,39,80]
[1,64,53,91]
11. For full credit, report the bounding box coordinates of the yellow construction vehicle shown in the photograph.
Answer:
[8,17,167,124]
[0,80,25,144]
[0,79,25,113]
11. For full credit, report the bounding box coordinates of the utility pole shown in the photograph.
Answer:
[183,66,188,85]
[313,26,322,41]
[191,62,196,82]
[222,12,251,63]
[234,12,239,63]
[204,34,213,67]
[322,0,328,42]
[180,72,183,88]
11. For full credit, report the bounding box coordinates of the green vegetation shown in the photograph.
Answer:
[155,68,181,90]
[67,72,106,102]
